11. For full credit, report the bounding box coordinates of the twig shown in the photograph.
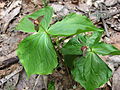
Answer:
[101,18,110,37]
[0,56,19,70]
[33,75,41,90]
[33,75,47,90]
[0,66,23,86]
[99,3,110,37]
[103,10,120,19]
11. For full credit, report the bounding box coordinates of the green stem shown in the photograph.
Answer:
[55,38,73,85]
[42,0,48,7]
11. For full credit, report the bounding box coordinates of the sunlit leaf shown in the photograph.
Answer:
[16,17,36,32]
[17,32,58,77]
[48,13,103,36]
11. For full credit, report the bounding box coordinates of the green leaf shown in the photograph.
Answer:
[48,81,55,90]
[61,34,87,55]
[92,42,120,55]
[109,50,120,55]
[16,17,36,32]
[16,6,53,32]
[86,31,103,47]
[71,52,112,90]
[64,55,79,69]
[61,36,82,55]
[48,13,103,36]
[17,32,58,77]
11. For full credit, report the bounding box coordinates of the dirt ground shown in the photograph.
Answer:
[0,0,120,90]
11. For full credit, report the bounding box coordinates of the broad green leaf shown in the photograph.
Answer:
[109,51,120,55]
[86,31,103,47]
[92,42,120,55]
[16,17,36,32]
[61,36,82,55]
[17,32,58,77]
[16,6,53,32]
[61,34,87,55]
[48,13,103,36]
[64,55,79,69]
[71,52,112,90]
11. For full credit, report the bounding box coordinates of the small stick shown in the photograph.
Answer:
[0,56,19,70]
[99,3,110,37]
[33,75,41,90]
[101,18,110,37]
[33,75,47,90]
[104,10,120,19]
[0,66,23,86]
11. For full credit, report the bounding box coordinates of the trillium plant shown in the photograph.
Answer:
[16,4,120,90]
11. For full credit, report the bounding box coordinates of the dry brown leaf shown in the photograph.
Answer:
[112,67,120,90]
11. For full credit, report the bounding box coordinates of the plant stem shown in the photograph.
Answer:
[42,0,48,7]
[51,36,73,86]
[57,50,73,84]
[55,38,73,85]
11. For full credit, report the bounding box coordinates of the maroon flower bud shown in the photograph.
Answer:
[81,46,88,52]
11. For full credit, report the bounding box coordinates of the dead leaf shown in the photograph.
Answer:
[105,0,117,6]
[112,67,120,90]
[1,0,22,31]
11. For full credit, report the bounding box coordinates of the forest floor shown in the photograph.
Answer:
[0,0,120,90]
